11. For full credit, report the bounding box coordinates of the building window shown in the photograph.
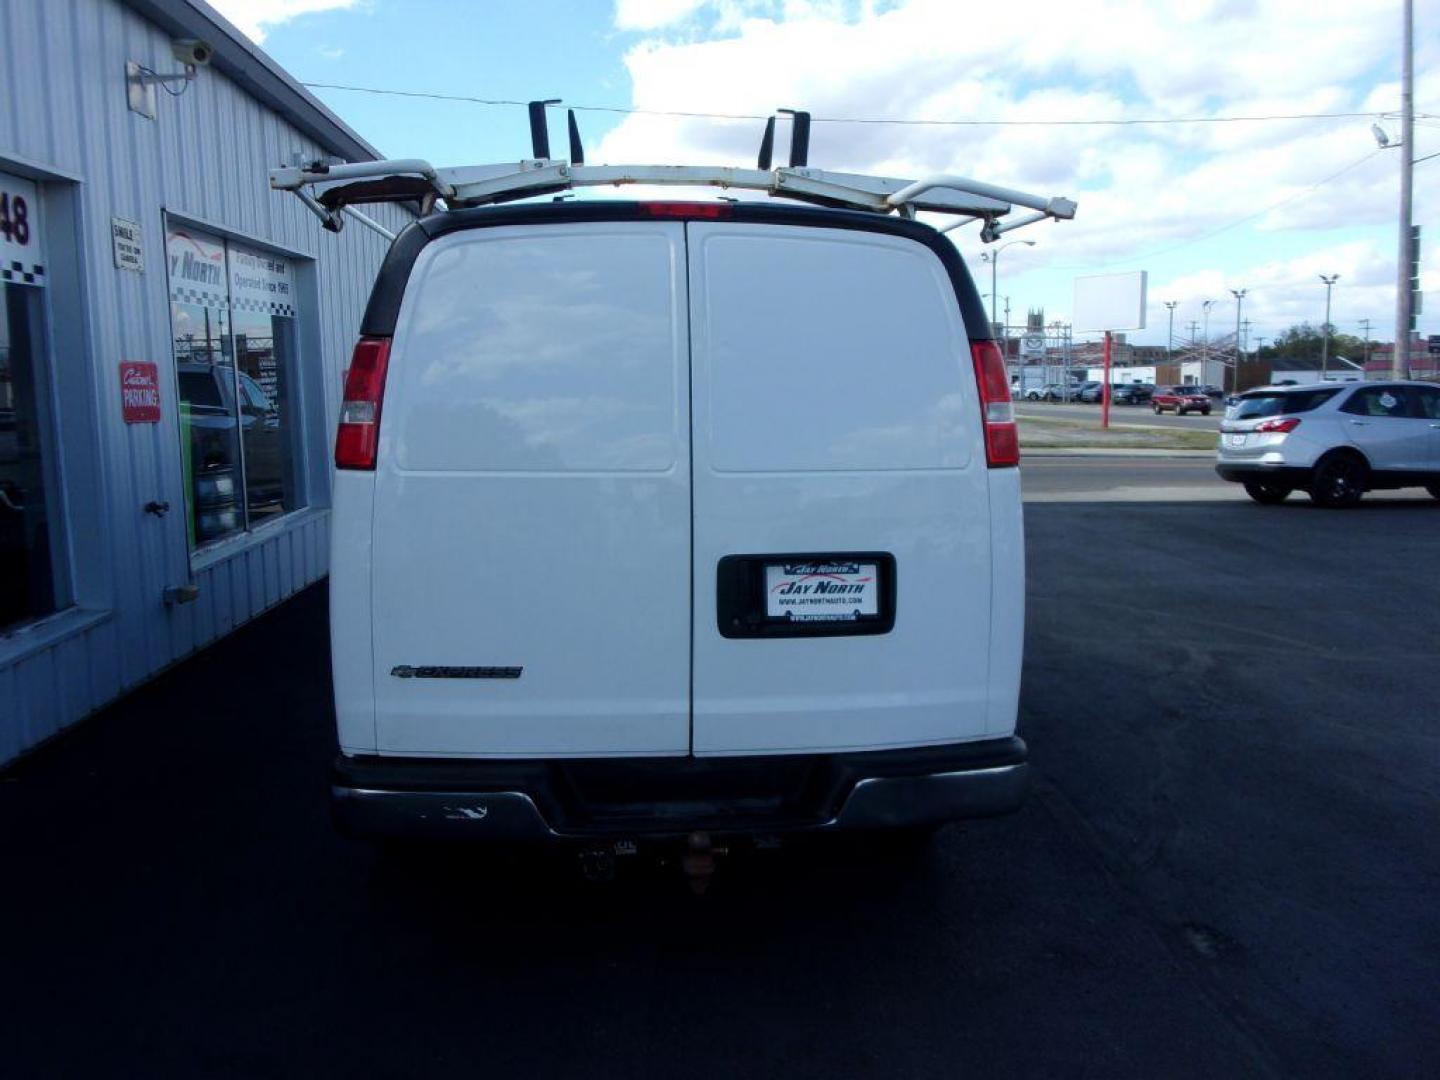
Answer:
[1,171,66,631]
[166,224,305,549]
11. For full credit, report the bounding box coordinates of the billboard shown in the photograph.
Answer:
[1073,271,1148,332]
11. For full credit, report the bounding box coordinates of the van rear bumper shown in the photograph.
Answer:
[331,737,1029,841]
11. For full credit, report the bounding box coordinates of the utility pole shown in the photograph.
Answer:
[1230,289,1247,395]
[1359,318,1372,367]
[1395,0,1414,378]
[1320,274,1340,378]
[1164,300,1178,362]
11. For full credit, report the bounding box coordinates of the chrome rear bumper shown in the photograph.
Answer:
[332,737,1029,841]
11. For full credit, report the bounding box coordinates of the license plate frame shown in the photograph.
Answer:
[717,552,897,639]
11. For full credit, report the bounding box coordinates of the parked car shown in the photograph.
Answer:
[1077,381,1105,403]
[1110,384,1141,405]
[1022,385,1048,401]
[1215,382,1440,507]
[176,362,285,542]
[1043,383,1079,402]
[1152,386,1213,415]
[1111,383,1155,405]
[326,198,1031,853]
[1198,384,1225,399]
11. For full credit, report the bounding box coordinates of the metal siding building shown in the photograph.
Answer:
[0,0,406,763]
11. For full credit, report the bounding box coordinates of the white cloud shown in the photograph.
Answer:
[614,0,712,31]
[208,0,359,44]
[595,0,1439,339]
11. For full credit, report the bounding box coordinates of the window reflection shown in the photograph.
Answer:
[172,302,242,546]
[1,283,62,628]
[232,308,301,524]
[167,226,305,548]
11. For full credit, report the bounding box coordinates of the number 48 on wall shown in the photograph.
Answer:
[0,191,31,245]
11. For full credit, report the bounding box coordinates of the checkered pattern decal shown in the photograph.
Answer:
[169,282,230,309]
[1,260,45,286]
[231,293,296,318]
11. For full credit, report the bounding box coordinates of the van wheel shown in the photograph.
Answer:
[1243,481,1291,505]
[1308,453,1367,508]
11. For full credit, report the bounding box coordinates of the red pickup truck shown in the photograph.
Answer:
[1151,386,1212,416]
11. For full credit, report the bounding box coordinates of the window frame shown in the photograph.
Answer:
[161,211,319,559]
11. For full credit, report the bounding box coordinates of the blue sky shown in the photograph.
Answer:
[220,0,1438,352]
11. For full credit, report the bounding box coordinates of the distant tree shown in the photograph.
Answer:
[1257,322,1366,365]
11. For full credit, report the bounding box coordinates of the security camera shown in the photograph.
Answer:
[171,39,214,67]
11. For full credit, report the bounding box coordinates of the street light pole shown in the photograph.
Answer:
[1359,318,1372,367]
[980,239,1035,339]
[1201,299,1216,382]
[1395,0,1414,378]
[1164,300,1178,364]
[1320,274,1340,378]
[1230,288,1247,394]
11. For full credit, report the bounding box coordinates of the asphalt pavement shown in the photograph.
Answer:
[2,458,1437,1078]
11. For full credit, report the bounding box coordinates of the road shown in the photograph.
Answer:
[1016,399,1222,431]
[2,457,1437,1078]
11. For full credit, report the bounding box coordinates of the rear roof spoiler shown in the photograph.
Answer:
[270,103,1077,243]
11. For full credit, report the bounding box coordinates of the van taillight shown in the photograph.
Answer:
[335,336,392,470]
[971,340,1019,468]
[1255,417,1300,434]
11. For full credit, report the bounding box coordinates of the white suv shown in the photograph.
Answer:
[1216,382,1440,507]
[325,201,1029,847]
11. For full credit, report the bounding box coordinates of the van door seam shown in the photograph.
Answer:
[682,221,697,759]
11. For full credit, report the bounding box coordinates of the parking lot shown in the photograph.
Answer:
[2,457,1436,1078]
[1015,398,1224,431]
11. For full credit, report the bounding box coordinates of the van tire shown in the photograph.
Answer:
[1243,481,1291,505]
[1308,452,1367,508]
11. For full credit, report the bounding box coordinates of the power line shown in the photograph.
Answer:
[298,81,1426,128]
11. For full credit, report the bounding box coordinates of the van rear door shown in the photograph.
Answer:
[368,222,692,757]
[686,221,993,755]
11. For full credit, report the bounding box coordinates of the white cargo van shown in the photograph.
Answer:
[272,133,1077,848]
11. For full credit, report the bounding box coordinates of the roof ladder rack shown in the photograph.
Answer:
[269,104,1077,241]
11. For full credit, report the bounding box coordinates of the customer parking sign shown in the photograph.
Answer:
[119,361,162,423]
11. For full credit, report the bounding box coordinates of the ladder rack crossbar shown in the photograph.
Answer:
[269,156,1077,240]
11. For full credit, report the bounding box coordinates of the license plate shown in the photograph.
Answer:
[1224,434,1247,448]
[765,561,879,622]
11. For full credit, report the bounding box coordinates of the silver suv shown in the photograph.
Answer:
[1216,381,1440,507]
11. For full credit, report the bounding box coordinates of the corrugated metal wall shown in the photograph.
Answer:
[0,0,408,763]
